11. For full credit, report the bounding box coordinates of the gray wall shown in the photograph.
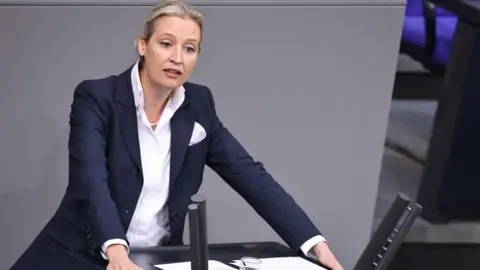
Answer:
[0,1,405,269]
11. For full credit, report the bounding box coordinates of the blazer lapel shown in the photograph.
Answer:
[170,100,195,191]
[113,65,195,189]
[114,67,143,175]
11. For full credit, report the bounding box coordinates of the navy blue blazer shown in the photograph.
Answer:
[11,65,321,269]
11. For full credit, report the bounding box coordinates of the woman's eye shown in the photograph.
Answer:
[185,46,196,53]
[160,41,171,48]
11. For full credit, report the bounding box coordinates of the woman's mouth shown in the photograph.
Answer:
[164,68,182,78]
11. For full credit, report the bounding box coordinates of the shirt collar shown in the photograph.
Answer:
[130,60,185,112]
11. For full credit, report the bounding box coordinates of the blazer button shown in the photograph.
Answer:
[171,212,179,221]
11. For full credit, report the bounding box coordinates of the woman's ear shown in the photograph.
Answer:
[136,37,146,56]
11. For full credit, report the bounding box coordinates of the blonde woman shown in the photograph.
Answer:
[11,1,342,270]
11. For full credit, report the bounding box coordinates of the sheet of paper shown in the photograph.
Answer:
[232,256,328,270]
[155,260,236,270]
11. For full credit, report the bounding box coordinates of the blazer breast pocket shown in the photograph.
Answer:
[186,137,208,166]
[189,122,206,146]
[186,137,207,158]
[185,122,208,166]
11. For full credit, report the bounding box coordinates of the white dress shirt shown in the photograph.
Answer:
[101,61,326,259]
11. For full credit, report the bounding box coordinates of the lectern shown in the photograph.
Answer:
[354,193,422,270]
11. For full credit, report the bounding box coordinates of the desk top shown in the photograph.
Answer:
[129,241,323,270]
[431,0,480,26]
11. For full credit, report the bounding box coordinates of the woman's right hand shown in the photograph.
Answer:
[106,245,143,270]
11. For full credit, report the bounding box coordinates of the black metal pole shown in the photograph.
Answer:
[190,194,209,270]
[188,204,202,270]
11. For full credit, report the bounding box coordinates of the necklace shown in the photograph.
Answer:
[147,92,173,128]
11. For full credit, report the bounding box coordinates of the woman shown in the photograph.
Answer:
[11,1,342,270]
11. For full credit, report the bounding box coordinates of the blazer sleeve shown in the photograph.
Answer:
[68,80,127,251]
[204,87,322,251]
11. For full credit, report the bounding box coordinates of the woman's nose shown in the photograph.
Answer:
[169,47,183,63]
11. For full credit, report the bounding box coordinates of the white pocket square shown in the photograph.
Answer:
[189,122,206,146]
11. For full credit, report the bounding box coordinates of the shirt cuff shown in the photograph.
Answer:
[300,235,327,257]
[101,239,130,260]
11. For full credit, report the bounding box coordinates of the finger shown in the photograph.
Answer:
[324,260,339,270]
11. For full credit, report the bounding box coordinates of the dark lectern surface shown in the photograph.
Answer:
[129,241,297,270]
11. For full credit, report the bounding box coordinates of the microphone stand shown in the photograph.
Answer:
[188,194,209,270]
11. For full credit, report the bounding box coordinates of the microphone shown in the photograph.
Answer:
[188,194,209,270]
[188,204,202,270]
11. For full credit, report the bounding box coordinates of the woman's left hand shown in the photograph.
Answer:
[313,242,344,270]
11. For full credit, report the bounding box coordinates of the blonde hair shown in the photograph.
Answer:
[137,0,204,63]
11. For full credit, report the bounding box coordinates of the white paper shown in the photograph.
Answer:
[155,260,236,270]
[231,256,328,270]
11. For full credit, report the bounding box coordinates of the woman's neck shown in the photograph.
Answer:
[139,69,173,124]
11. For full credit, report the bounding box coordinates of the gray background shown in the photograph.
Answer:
[0,1,405,269]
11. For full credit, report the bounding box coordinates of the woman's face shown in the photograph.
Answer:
[137,15,201,90]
